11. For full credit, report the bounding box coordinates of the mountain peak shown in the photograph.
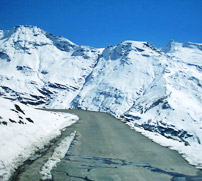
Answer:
[161,40,202,53]
[12,25,45,36]
[0,25,77,53]
[161,40,182,53]
[1,25,48,43]
[14,25,40,30]
[119,40,150,48]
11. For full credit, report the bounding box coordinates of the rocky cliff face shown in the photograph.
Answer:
[1,26,202,167]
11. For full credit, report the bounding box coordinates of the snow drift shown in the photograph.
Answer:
[0,97,78,180]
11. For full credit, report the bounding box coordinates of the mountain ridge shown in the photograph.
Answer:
[0,25,202,168]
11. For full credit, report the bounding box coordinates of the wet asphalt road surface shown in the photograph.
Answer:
[13,109,202,181]
[51,110,202,181]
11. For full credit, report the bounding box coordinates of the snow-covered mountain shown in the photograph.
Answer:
[0,25,101,108]
[0,26,202,168]
[71,40,202,163]
[71,40,202,167]
[71,41,167,115]
[161,40,202,66]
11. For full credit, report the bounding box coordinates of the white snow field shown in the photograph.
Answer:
[0,98,78,180]
[0,26,202,170]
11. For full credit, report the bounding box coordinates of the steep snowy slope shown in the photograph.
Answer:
[161,40,202,66]
[0,25,101,108]
[124,55,202,165]
[71,41,167,115]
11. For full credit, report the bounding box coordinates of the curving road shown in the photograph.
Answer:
[52,110,202,181]
[13,109,202,181]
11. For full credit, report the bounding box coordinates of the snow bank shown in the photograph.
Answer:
[127,122,202,169]
[40,131,76,180]
[0,98,78,181]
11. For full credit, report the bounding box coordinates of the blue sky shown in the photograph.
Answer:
[0,0,202,48]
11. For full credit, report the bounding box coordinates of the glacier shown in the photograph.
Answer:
[0,25,202,169]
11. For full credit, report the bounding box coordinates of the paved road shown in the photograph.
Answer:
[13,109,202,181]
[51,109,202,181]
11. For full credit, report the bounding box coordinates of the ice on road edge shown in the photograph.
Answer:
[40,131,76,180]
